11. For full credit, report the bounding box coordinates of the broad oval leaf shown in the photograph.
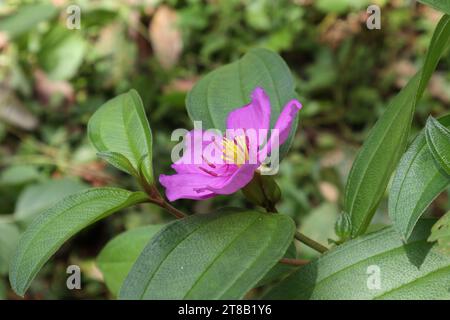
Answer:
[418,0,450,15]
[264,220,450,300]
[14,178,88,225]
[88,90,154,183]
[119,209,295,300]
[389,115,450,239]
[425,116,450,176]
[186,48,298,157]
[344,15,450,237]
[429,211,450,255]
[97,225,163,296]
[9,188,148,297]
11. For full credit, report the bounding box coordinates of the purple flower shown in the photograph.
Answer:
[159,87,302,201]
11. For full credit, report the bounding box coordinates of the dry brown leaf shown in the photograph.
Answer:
[163,77,199,93]
[149,5,183,69]
[320,149,344,168]
[319,182,339,203]
[34,69,74,103]
[0,31,9,49]
[0,88,38,130]
[320,13,363,48]
[428,73,450,103]
[390,60,417,88]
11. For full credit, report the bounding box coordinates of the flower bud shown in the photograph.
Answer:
[335,212,352,241]
[242,172,281,212]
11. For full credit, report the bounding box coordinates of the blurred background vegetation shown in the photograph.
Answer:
[0,0,449,299]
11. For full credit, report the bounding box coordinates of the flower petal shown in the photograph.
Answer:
[159,173,226,201]
[262,99,302,156]
[172,129,225,174]
[205,164,258,195]
[226,87,271,144]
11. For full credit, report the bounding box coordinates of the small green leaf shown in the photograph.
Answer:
[264,220,450,300]
[418,0,450,15]
[119,209,295,300]
[97,225,163,296]
[425,116,450,176]
[97,151,139,177]
[14,178,88,225]
[88,89,154,184]
[389,115,450,239]
[9,188,148,297]
[186,48,298,157]
[429,211,450,255]
[37,26,86,81]
[0,222,20,275]
[0,4,57,39]
[0,165,41,187]
[344,14,450,237]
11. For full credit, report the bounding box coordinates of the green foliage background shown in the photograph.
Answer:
[0,0,449,299]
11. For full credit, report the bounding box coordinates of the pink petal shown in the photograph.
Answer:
[205,164,258,195]
[172,129,225,174]
[226,87,271,146]
[261,99,302,157]
[159,173,227,201]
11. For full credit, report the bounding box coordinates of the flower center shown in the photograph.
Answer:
[221,136,249,166]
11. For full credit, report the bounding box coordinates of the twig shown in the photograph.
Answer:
[294,231,328,254]
[159,200,187,219]
[140,179,187,219]
[279,258,309,266]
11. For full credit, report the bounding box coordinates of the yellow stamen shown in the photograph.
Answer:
[221,136,249,166]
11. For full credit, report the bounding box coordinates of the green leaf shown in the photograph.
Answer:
[9,188,148,297]
[418,0,450,15]
[418,15,450,94]
[0,4,57,39]
[344,14,450,237]
[37,27,87,81]
[119,209,295,299]
[314,0,351,14]
[256,242,297,287]
[97,151,139,177]
[14,178,88,225]
[186,48,298,157]
[429,211,450,255]
[97,225,163,297]
[0,222,20,275]
[88,89,153,184]
[389,115,450,239]
[425,116,450,176]
[264,220,450,300]
[0,165,41,187]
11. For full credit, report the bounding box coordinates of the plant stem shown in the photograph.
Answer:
[268,206,327,253]
[279,258,309,266]
[159,201,187,219]
[140,179,187,219]
[294,231,328,254]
